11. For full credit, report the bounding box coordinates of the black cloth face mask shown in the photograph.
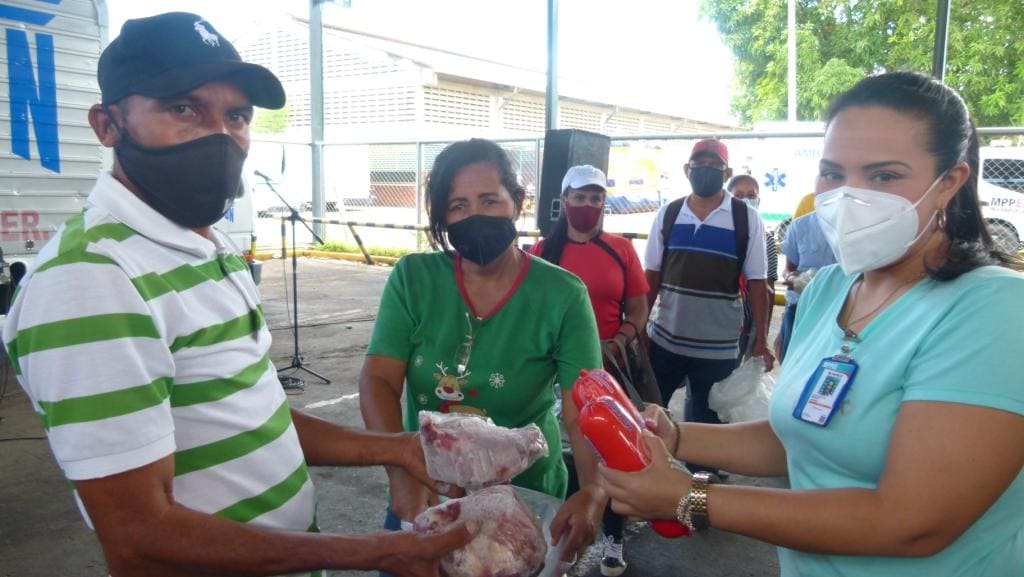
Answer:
[446,214,518,266]
[114,127,246,229]
[689,166,726,198]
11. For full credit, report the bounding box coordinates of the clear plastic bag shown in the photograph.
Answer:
[708,357,776,422]
[419,411,549,490]
[514,486,574,577]
[414,485,548,577]
[790,267,818,293]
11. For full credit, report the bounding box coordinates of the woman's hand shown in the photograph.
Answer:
[599,432,689,520]
[642,405,679,456]
[548,483,607,563]
[389,469,438,524]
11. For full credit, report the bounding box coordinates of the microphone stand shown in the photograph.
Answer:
[253,172,331,389]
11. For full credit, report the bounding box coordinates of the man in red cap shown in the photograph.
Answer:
[643,138,774,476]
[3,12,471,577]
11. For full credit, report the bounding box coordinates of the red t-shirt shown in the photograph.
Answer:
[530,232,650,340]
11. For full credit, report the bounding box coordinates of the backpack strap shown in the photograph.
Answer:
[659,195,748,281]
[731,196,749,273]
[659,196,687,270]
[590,233,629,311]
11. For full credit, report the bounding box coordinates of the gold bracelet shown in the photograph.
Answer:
[687,471,714,531]
[675,492,694,532]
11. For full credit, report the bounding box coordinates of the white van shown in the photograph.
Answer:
[978,145,1024,253]
[0,1,258,311]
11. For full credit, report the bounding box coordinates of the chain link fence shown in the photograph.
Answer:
[249,130,1024,256]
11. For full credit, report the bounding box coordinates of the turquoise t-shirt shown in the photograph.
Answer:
[769,264,1024,577]
[368,251,602,498]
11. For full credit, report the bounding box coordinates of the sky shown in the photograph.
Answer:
[105,0,738,125]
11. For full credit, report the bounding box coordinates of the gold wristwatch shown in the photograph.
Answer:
[687,471,714,531]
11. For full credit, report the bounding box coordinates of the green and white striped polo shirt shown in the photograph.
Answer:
[3,172,318,549]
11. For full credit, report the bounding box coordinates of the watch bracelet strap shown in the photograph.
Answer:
[688,471,713,531]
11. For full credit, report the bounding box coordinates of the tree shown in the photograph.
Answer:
[252,105,290,135]
[701,0,1024,127]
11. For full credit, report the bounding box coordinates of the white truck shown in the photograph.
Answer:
[978,145,1024,253]
[0,0,258,312]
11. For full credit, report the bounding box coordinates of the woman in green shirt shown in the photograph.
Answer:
[359,138,605,565]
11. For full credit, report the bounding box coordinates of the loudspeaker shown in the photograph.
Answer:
[537,129,611,236]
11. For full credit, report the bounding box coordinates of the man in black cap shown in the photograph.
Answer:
[2,13,470,577]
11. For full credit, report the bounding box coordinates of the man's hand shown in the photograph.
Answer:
[396,432,464,498]
[751,338,776,371]
[548,483,606,563]
[377,521,476,577]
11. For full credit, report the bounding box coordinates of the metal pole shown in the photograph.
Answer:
[545,0,559,130]
[932,0,951,80]
[534,137,542,230]
[787,0,797,122]
[310,0,326,238]
[415,142,423,225]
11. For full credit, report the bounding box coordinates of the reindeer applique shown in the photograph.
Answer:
[432,362,486,416]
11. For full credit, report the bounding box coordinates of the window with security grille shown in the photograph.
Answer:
[424,87,491,127]
[560,105,603,132]
[606,114,642,135]
[502,98,545,133]
[643,118,672,134]
[983,158,1024,193]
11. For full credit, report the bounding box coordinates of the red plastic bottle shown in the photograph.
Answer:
[572,368,643,425]
[577,396,691,538]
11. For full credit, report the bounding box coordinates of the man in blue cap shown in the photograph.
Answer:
[3,12,471,577]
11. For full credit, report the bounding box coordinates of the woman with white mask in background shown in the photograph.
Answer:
[596,71,1024,577]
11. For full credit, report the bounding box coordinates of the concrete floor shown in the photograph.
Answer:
[0,256,786,577]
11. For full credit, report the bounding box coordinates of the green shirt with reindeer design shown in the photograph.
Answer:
[368,251,602,498]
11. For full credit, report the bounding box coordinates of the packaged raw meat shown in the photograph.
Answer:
[414,485,547,577]
[419,411,549,490]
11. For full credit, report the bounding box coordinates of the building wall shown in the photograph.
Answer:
[239,20,733,140]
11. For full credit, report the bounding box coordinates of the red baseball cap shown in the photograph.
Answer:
[689,139,729,166]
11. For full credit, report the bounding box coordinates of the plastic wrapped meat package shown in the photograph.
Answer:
[415,485,569,577]
[418,411,549,489]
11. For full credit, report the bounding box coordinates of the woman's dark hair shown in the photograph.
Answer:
[425,138,526,252]
[825,70,1022,280]
[726,174,759,193]
[538,184,605,265]
[539,208,571,265]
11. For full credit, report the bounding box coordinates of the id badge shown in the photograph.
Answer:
[792,356,858,427]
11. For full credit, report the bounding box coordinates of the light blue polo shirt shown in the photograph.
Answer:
[769,264,1024,576]
[779,212,836,305]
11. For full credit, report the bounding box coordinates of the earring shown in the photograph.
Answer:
[937,208,947,230]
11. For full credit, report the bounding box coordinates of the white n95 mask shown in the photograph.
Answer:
[814,175,943,275]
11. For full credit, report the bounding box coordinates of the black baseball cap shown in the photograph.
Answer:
[98,12,285,109]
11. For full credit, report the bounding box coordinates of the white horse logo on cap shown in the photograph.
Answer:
[194,20,220,47]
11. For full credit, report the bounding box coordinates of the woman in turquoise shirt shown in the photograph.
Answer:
[596,71,1024,576]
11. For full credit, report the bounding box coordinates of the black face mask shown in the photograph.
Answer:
[446,215,518,266]
[115,131,246,228]
[689,166,725,198]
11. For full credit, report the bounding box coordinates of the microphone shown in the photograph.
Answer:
[253,169,272,182]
